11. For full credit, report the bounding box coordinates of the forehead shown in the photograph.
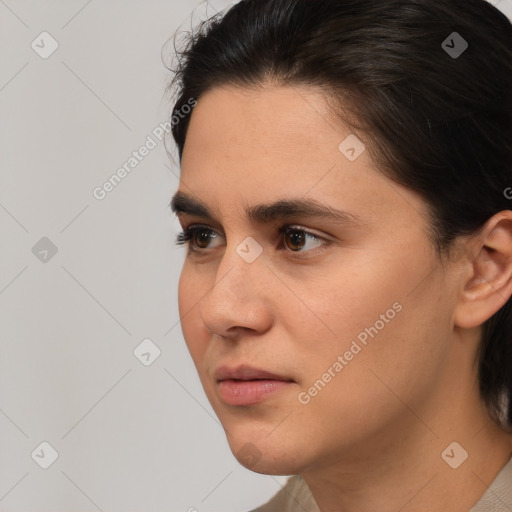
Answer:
[177,84,429,233]
[181,84,367,191]
[184,84,344,156]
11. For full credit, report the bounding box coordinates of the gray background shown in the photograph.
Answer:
[1,0,511,511]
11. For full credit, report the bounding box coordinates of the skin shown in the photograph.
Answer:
[173,83,512,512]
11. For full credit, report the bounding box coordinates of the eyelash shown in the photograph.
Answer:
[175,224,328,257]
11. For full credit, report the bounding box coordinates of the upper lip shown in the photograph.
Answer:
[215,365,294,382]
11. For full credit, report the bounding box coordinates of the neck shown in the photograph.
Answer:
[301,362,512,512]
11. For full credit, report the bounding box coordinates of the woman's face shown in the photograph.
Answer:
[174,84,464,475]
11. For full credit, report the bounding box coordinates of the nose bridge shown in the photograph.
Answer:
[199,239,272,335]
[209,239,262,305]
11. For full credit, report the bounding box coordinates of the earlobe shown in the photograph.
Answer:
[453,212,512,329]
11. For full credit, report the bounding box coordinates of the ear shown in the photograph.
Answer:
[454,211,512,329]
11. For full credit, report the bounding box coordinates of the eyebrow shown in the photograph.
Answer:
[170,191,363,227]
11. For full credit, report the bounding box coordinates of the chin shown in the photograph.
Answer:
[224,423,308,475]
[234,445,305,475]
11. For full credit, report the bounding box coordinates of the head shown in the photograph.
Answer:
[167,0,512,475]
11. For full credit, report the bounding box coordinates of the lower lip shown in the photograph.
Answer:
[217,379,293,406]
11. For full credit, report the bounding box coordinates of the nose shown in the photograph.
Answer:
[198,245,275,339]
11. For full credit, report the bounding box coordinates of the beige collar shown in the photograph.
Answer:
[250,455,512,512]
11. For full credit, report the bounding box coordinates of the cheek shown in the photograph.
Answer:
[291,301,450,457]
[290,248,450,398]
[282,256,404,358]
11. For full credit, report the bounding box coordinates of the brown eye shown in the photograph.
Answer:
[176,225,327,255]
[193,229,215,249]
[281,227,325,254]
[284,230,307,252]
[175,226,221,252]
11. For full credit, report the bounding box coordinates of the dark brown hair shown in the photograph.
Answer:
[166,0,512,427]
